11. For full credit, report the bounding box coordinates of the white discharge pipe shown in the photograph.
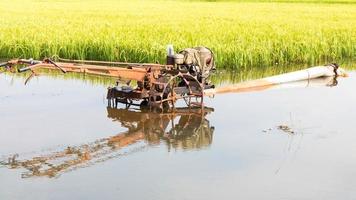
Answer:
[204,65,347,96]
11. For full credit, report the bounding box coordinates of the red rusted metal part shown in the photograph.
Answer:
[18,62,152,81]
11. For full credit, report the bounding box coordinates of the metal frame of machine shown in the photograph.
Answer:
[0,54,215,110]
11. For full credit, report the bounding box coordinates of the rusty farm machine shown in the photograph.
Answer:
[0,46,347,111]
[0,46,217,110]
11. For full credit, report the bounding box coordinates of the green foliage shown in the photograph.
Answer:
[0,0,355,69]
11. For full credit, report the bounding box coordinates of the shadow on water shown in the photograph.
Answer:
[0,107,214,179]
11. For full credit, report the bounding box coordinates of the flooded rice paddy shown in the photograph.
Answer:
[1,67,356,200]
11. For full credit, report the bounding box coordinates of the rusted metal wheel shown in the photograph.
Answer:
[148,75,170,109]
[178,73,204,108]
[165,73,204,109]
[148,72,204,110]
[161,75,179,111]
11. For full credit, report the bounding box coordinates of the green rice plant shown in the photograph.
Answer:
[0,0,355,70]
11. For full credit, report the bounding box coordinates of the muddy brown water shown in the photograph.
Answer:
[1,70,356,200]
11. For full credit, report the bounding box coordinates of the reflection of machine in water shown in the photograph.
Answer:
[108,107,214,150]
[0,107,214,178]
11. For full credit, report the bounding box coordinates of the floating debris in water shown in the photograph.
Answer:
[262,125,295,134]
[262,128,273,133]
[277,125,295,134]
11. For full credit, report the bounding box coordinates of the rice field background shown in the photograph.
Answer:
[0,0,355,70]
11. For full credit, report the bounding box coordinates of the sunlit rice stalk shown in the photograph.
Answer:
[0,0,354,70]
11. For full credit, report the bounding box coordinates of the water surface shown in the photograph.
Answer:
[1,68,356,200]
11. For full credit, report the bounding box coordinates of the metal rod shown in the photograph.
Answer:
[58,57,172,68]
